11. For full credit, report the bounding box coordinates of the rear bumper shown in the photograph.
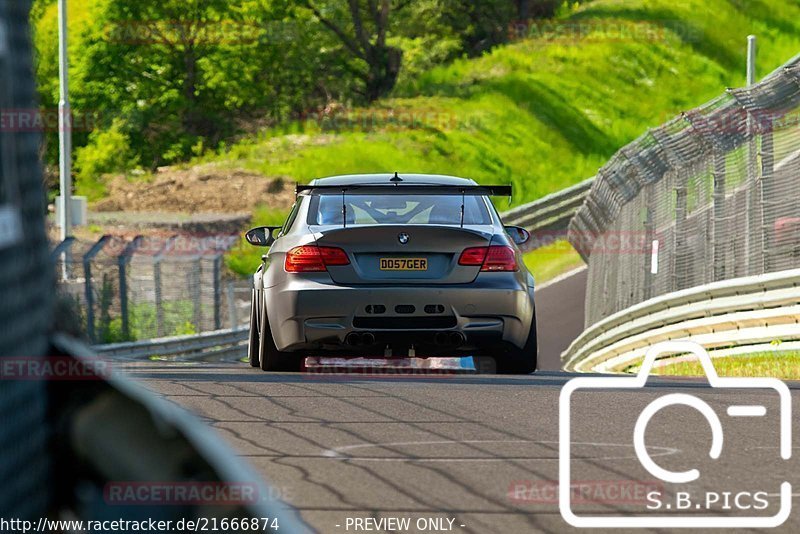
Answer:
[264,274,535,352]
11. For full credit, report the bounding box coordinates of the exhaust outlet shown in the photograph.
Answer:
[361,332,376,345]
[449,332,466,346]
[345,333,362,346]
[434,332,449,346]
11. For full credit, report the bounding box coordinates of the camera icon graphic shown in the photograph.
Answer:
[559,340,792,529]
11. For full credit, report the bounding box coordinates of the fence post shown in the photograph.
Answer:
[153,260,163,337]
[213,253,223,330]
[118,236,143,341]
[712,152,727,281]
[643,186,656,301]
[744,35,758,276]
[52,237,76,290]
[673,176,688,292]
[50,236,75,262]
[82,236,110,343]
[192,257,202,332]
[152,236,178,338]
[227,281,238,329]
[760,117,775,272]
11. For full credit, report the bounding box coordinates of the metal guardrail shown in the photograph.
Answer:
[94,327,248,360]
[501,177,594,236]
[562,268,800,373]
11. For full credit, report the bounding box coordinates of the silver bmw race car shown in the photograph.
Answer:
[245,173,537,374]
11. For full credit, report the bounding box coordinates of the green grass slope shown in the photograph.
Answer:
[200,0,800,207]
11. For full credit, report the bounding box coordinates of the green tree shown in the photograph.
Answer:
[37,0,330,167]
[299,0,407,101]
[30,0,550,172]
[433,0,516,56]
[84,0,249,163]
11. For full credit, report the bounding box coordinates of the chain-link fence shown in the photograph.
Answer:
[569,54,800,328]
[54,235,252,344]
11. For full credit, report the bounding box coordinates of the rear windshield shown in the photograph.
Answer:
[308,193,492,226]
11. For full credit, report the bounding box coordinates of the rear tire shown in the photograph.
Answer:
[259,300,302,372]
[247,290,260,368]
[496,311,538,375]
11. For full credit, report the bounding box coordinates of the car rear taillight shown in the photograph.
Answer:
[482,245,518,271]
[458,247,488,266]
[458,246,518,272]
[285,245,350,272]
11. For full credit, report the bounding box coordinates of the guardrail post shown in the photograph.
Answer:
[118,236,143,341]
[83,236,110,343]
[213,253,223,330]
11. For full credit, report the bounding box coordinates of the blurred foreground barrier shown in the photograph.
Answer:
[1,1,304,527]
[50,334,306,530]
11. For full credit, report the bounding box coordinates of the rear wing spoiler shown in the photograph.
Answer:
[295,184,512,197]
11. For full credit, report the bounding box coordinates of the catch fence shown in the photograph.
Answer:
[53,234,252,344]
[569,54,800,328]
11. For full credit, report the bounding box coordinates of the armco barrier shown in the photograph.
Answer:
[94,328,248,360]
[562,268,800,373]
[502,177,593,236]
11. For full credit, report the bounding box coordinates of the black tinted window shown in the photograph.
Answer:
[309,194,491,226]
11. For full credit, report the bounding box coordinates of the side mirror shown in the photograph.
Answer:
[245,226,281,247]
[505,226,531,246]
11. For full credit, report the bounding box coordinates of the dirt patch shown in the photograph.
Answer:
[47,212,251,246]
[93,164,295,213]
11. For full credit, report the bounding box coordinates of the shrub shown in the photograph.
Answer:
[74,120,139,200]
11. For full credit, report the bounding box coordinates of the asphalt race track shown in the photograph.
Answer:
[127,270,800,533]
[533,268,587,371]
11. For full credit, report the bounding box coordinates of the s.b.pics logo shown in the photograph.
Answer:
[559,341,792,529]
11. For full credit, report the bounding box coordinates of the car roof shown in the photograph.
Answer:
[309,173,478,187]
